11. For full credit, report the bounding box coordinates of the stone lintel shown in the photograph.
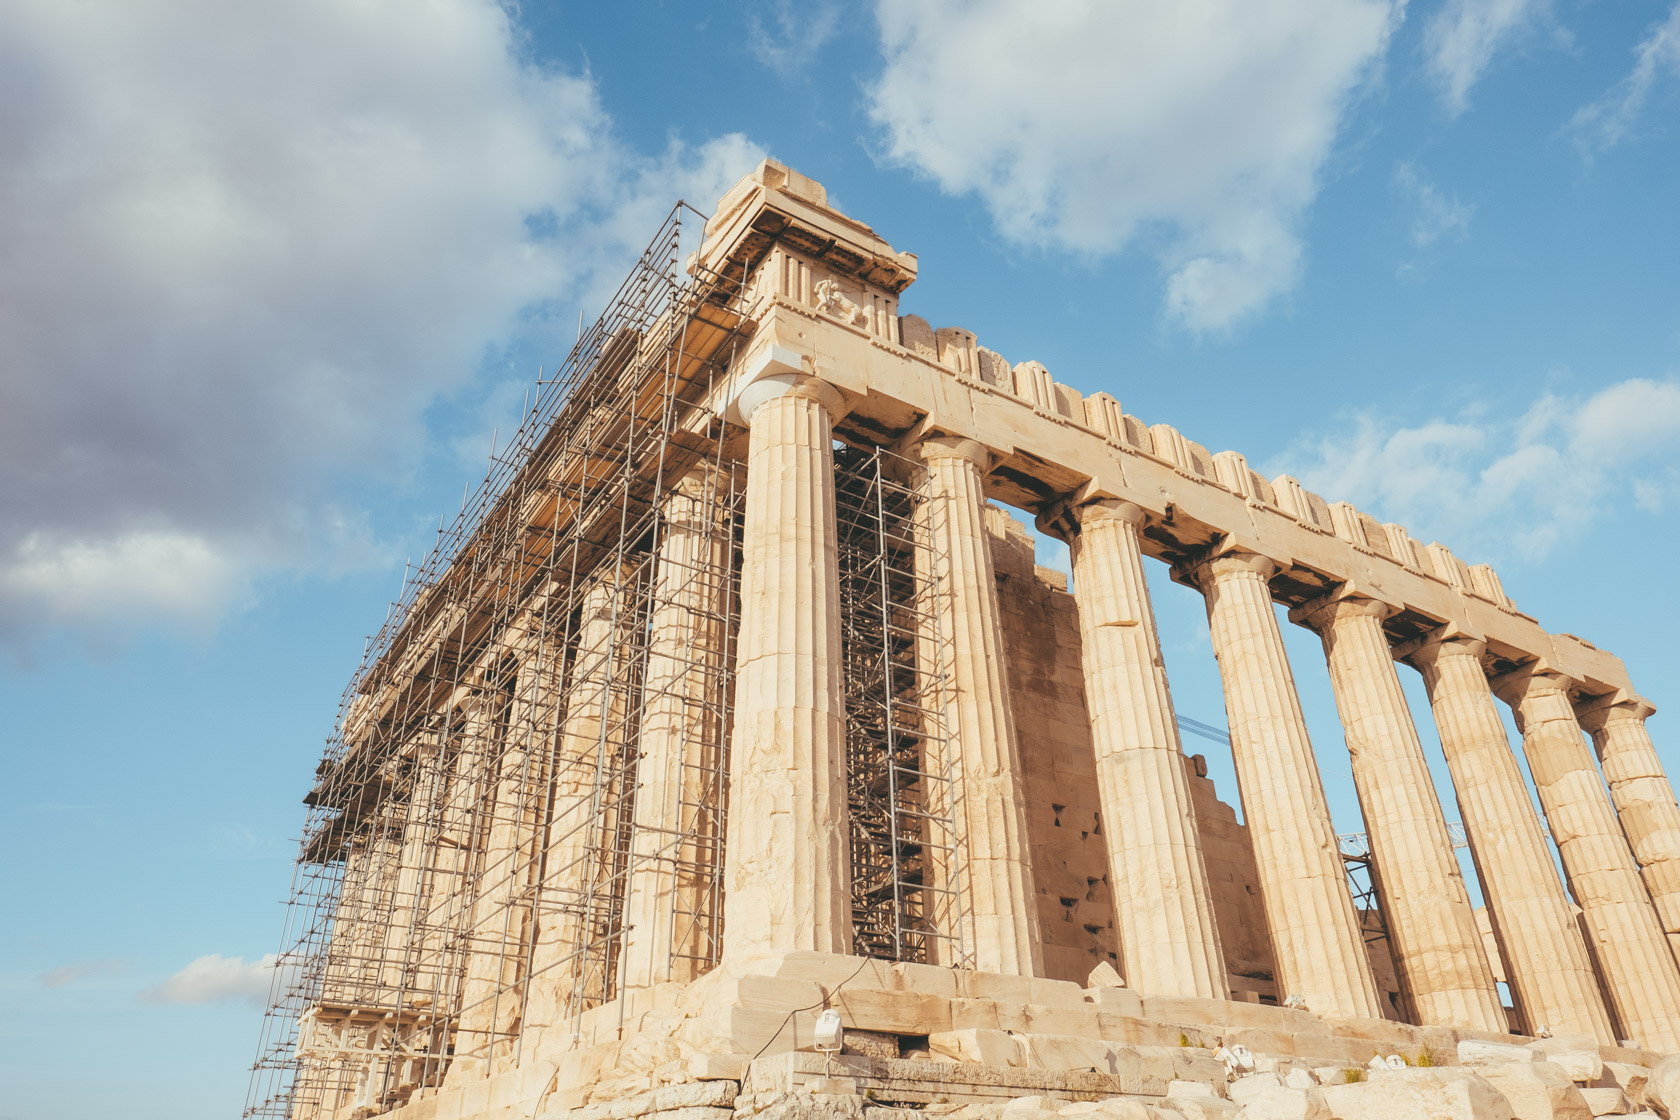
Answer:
[713,302,1637,695]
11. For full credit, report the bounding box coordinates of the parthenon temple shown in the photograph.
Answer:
[246,162,1680,1120]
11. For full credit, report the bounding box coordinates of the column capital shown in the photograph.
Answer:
[1288,588,1392,632]
[1490,662,1578,708]
[734,372,849,425]
[1174,547,1276,591]
[1072,498,1148,529]
[1576,691,1658,731]
[1393,623,1487,669]
[911,434,990,469]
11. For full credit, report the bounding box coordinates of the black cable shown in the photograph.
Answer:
[748,956,876,1063]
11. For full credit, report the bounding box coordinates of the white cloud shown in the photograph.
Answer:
[1394,162,1474,246]
[0,0,763,646]
[750,0,841,76]
[41,957,127,988]
[866,0,1400,330]
[1422,0,1551,117]
[1273,378,1680,564]
[1567,3,1680,154]
[140,952,289,1005]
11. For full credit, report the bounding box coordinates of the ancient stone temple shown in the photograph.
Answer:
[245,162,1680,1120]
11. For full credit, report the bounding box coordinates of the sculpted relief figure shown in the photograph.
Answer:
[813,276,872,331]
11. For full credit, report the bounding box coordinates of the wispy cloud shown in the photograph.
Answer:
[1423,0,1552,117]
[140,953,291,1005]
[866,0,1401,332]
[1567,3,1680,155]
[749,0,840,76]
[1272,378,1680,564]
[41,957,127,988]
[1394,162,1474,247]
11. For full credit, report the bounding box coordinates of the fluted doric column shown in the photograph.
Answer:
[914,436,1042,975]
[1299,596,1504,1029]
[1495,667,1680,1051]
[525,571,631,1031]
[453,643,558,1073]
[1403,633,1613,1041]
[618,464,733,991]
[1179,551,1383,1019]
[1577,695,1680,964]
[721,374,851,962]
[1064,499,1226,998]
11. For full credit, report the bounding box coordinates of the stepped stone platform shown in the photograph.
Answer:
[373,953,1678,1120]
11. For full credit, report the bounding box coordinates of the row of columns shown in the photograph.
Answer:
[711,372,1680,1051]
[479,371,1680,1055]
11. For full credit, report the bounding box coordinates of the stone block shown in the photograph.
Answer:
[1086,988,1146,1018]
[1169,1099,1241,1120]
[1088,963,1126,989]
[1174,1053,1230,1087]
[460,1080,493,1119]
[1319,1068,1514,1120]
[929,1029,1023,1067]
[1224,1030,1299,1059]
[1647,1052,1680,1117]
[834,988,952,1035]
[969,973,1039,1005]
[1528,1038,1605,1085]
[1032,978,1096,1008]
[1479,1062,1594,1120]
[645,1109,733,1120]
[1232,1086,1330,1120]
[688,1052,747,1081]
[895,962,963,999]
[1461,1040,1540,1067]
[1144,999,1310,1034]
[738,975,830,1011]
[1577,1087,1629,1115]
[1017,1034,1114,1073]
[774,952,896,990]
[1023,1004,1103,1036]
[1600,1062,1650,1105]
[1230,1074,1284,1107]
[1097,1014,1198,1049]
[951,998,1005,1031]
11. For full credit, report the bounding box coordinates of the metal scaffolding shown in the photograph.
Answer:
[244,204,970,1120]
[244,203,751,1120]
[834,446,969,969]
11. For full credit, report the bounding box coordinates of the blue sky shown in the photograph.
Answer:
[3,1,1679,1117]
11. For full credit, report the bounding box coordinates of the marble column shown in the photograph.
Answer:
[1495,667,1680,1051]
[1065,499,1226,998]
[1577,695,1680,963]
[1300,596,1505,1029]
[1179,551,1383,1019]
[1403,633,1613,1042]
[619,464,733,991]
[914,436,1042,976]
[525,571,630,1030]
[453,636,563,1074]
[721,374,852,962]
